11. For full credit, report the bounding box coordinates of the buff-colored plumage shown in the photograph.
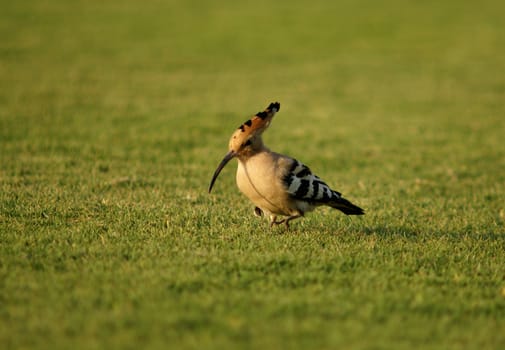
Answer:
[209,102,364,228]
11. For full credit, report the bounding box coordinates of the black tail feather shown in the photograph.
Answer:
[329,197,364,215]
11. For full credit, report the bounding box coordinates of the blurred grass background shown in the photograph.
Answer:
[1,0,505,349]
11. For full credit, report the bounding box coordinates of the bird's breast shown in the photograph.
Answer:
[235,152,297,216]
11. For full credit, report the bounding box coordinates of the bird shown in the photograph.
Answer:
[208,102,364,229]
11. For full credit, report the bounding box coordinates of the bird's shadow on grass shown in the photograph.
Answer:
[293,215,424,238]
[358,224,421,239]
[270,222,421,238]
[355,224,504,241]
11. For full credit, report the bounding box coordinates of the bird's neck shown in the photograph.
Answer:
[238,140,270,161]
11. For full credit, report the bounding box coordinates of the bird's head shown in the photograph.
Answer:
[208,102,280,193]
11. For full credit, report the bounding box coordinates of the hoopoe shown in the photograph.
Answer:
[208,102,364,228]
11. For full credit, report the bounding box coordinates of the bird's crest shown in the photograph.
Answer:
[236,102,280,137]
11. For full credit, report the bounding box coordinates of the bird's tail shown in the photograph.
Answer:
[328,196,364,215]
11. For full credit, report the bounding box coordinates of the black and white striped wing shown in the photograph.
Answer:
[283,159,341,203]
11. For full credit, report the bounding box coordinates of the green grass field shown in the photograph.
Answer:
[1,0,505,349]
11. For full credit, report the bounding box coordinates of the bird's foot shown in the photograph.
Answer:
[269,214,303,230]
[269,216,286,228]
[284,215,303,229]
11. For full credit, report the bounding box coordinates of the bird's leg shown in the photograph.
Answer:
[284,214,303,229]
[269,215,286,228]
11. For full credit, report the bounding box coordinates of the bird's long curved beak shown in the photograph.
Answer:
[208,150,236,193]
